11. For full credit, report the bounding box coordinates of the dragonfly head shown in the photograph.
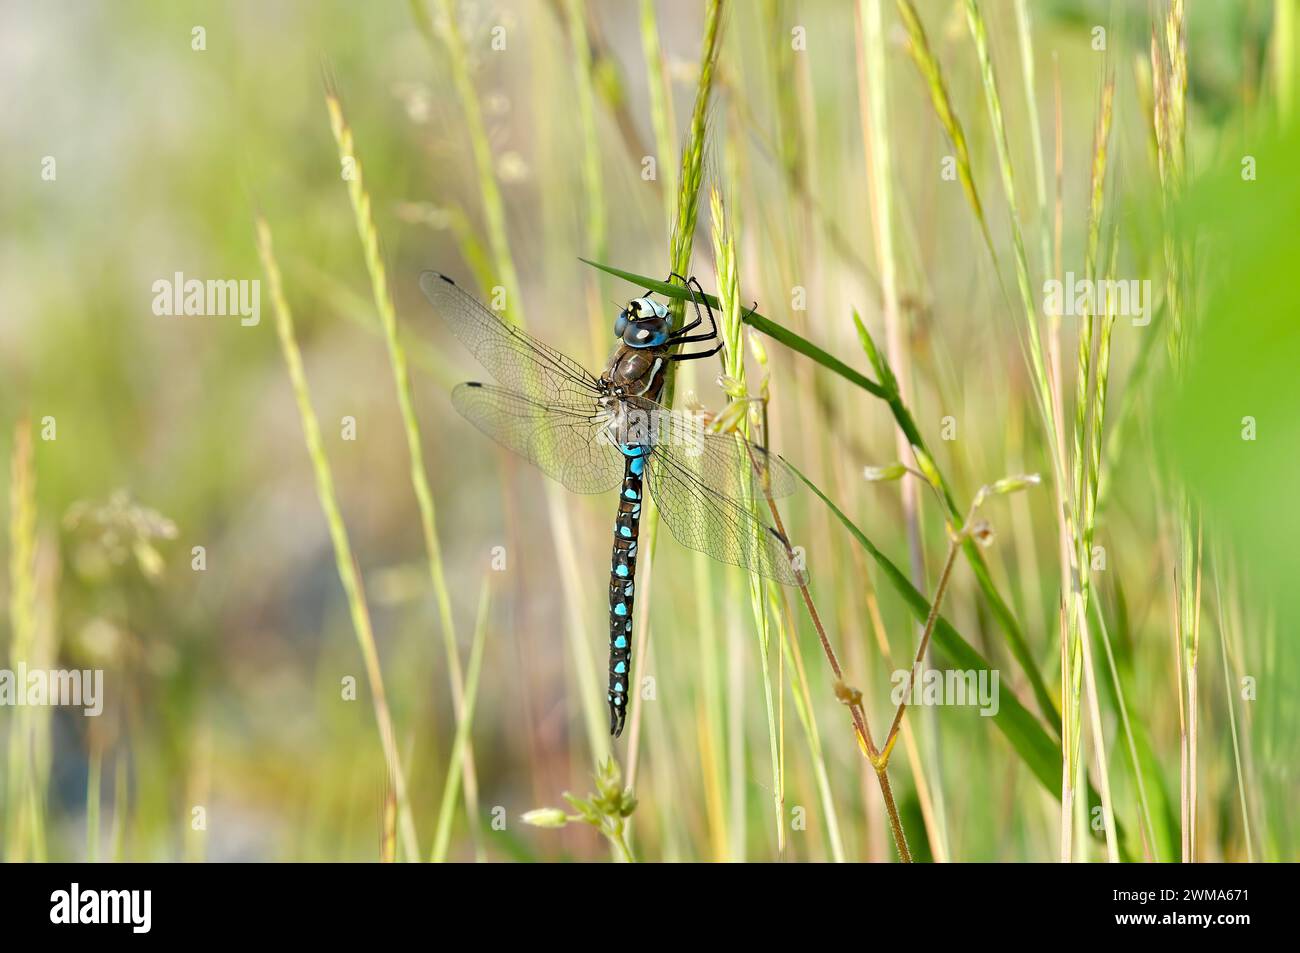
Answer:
[615,297,671,349]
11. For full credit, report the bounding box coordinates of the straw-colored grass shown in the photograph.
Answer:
[256,215,420,861]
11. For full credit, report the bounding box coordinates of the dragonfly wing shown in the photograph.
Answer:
[420,271,603,405]
[645,438,806,586]
[452,382,623,494]
[623,397,798,500]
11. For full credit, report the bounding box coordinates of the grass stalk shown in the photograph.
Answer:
[5,418,38,862]
[710,185,784,855]
[255,215,420,862]
[859,0,954,854]
[774,588,847,862]
[639,0,679,232]
[414,0,523,317]
[894,0,993,255]
[664,0,724,375]
[756,474,912,861]
[431,576,491,861]
[1213,566,1255,861]
[1151,0,1201,863]
[324,86,484,860]
[964,0,1057,454]
[1012,0,1051,278]
[878,540,959,767]
[414,0,608,761]
[1090,598,1157,859]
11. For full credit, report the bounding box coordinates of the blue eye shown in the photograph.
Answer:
[613,310,629,337]
[623,317,669,348]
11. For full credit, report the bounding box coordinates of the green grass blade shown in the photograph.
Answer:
[796,462,1129,856]
[793,463,1060,794]
[256,215,421,862]
[431,576,492,862]
[581,257,887,398]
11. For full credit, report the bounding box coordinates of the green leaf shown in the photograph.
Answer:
[579,257,888,398]
[793,463,1060,792]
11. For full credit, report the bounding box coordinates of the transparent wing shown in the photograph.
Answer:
[420,271,603,405]
[451,382,623,494]
[622,396,797,501]
[644,429,806,587]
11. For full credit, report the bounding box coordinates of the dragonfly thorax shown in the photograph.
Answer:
[600,344,668,403]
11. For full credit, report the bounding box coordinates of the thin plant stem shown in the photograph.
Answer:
[324,87,484,860]
[255,215,420,862]
[431,577,492,862]
[1213,565,1255,862]
[414,0,608,759]
[879,537,961,766]
[753,469,911,862]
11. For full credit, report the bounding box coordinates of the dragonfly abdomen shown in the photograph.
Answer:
[607,446,648,737]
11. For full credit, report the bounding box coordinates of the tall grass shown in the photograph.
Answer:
[709,185,785,854]
[324,86,485,860]
[5,419,42,862]
[8,0,1285,865]
[413,0,609,764]
[255,216,420,861]
[1150,0,1203,864]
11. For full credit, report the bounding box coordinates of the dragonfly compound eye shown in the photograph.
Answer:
[623,317,669,348]
[613,309,630,338]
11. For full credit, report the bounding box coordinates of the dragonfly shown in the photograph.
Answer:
[420,270,804,737]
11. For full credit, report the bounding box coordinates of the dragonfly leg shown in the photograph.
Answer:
[669,275,722,346]
[669,341,724,362]
[643,270,692,305]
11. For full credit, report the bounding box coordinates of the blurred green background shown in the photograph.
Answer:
[0,0,1294,862]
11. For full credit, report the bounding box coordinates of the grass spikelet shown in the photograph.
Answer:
[413,0,524,318]
[639,0,679,231]
[667,0,724,332]
[1062,72,1117,864]
[564,0,607,264]
[964,0,1055,451]
[709,185,786,854]
[325,83,484,860]
[895,0,993,255]
[1012,0,1051,275]
[255,214,420,861]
